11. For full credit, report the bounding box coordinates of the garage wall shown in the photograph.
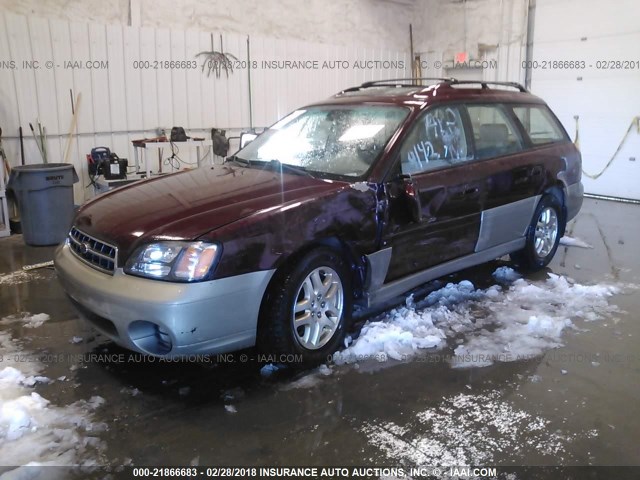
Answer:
[0,11,408,203]
[412,0,529,84]
[0,0,414,52]
[530,0,640,200]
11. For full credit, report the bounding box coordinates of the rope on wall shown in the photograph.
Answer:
[574,115,640,180]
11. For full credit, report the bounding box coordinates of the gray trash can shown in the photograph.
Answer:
[8,163,79,246]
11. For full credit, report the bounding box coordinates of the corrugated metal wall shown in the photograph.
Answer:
[0,12,409,202]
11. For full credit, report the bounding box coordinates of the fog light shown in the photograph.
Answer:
[129,320,172,355]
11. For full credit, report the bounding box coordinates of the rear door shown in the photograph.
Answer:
[382,104,484,282]
[463,103,539,251]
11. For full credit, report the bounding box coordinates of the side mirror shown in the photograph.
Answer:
[239,131,258,148]
[401,174,422,223]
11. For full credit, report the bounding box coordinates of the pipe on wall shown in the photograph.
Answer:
[524,0,536,89]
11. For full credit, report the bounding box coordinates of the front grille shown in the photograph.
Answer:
[68,227,117,274]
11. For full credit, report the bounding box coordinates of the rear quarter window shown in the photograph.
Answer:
[512,105,567,145]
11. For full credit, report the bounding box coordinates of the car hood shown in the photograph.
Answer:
[74,165,347,252]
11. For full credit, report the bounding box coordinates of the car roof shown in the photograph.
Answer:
[310,78,547,108]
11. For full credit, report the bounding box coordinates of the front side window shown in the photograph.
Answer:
[512,105,567,145]
[236,105,409,178]
[466,104,523,160]
[399,105,471,175]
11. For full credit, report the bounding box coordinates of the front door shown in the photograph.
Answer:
[382,104,484,282]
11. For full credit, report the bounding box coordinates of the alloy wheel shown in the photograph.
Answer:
[292,266,344,350]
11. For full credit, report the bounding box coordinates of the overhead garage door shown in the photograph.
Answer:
[530,0,640,200]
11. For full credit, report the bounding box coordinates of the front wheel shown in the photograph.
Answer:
[512,194,564,271]
[257,248,352,365]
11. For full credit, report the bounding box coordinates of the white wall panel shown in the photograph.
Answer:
[0,13,20,169]
[5,13,41,166]
[531,0,640,200]
[155,28,173,131]
[0,12,409,202]
[138,26,159,131]
[106,25,127,131]
[122,27,142,131]
[184,30,203,129]
[197,31,215,128]
[169,29,188,128]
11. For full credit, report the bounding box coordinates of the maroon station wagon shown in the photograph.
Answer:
[55,78,583,363]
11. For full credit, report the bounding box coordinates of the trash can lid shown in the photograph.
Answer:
[12,163,75,172]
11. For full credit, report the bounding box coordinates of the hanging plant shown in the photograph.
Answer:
[196,33,238,78]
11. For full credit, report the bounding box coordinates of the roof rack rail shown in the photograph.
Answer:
[337,78,528,96]
[448,80,528,92]
[360,77,455,88]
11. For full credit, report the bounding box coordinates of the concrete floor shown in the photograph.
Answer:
[0,197,639,477]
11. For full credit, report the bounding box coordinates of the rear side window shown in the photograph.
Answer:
[512,105,567,145]
[466,105,523,160]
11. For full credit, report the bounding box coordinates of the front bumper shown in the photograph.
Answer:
[54,243,274,357]
[565,181,584,221]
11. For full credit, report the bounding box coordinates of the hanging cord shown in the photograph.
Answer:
[165,141,210,170]
[164,141,184,170]
[574,115,640,180]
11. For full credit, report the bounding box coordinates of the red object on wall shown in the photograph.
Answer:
[455,52,468,64]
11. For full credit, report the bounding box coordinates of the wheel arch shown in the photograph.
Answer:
[544,183,567,237]
[255,238,358,361]
[258,237,366,321]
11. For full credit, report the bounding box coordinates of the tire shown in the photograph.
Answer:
[512,193,564,271]
[257,247,352,365]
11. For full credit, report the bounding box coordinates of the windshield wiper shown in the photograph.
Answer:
[225,155,251,167]
[264,159,315,178]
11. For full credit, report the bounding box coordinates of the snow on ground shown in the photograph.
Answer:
[360,389,598,467]
[492,266,522,284]
[334,268,622,369]
[0,313,50,329]
[559,235,593,249]
[0,269,49,287]
[0,323,107,470]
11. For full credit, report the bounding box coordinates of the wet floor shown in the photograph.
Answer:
[0,198,639,478]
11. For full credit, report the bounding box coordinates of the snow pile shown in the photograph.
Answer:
[335,309,446,363]
[0,331,107,468]
[559,235,593,249]
[492,266,522,284]
[0,313,50,329]
[334,268,621,368]
[0,270,48,287]
[361,389,596,466]
[454,274,620,368]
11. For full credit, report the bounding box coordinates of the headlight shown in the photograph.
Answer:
[124,241,220,282]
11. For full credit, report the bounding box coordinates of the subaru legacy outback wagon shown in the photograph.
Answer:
[55,78,583,363]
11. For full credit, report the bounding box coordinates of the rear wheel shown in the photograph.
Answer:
[258,248,351,365]
[512,194,564,271]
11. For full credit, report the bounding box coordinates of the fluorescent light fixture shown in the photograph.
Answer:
[339,124,384,142]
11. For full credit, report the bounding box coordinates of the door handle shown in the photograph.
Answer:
[452,185,479,199]
[531,166,543,177]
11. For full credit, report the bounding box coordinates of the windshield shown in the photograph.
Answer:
[236,105,409,178]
